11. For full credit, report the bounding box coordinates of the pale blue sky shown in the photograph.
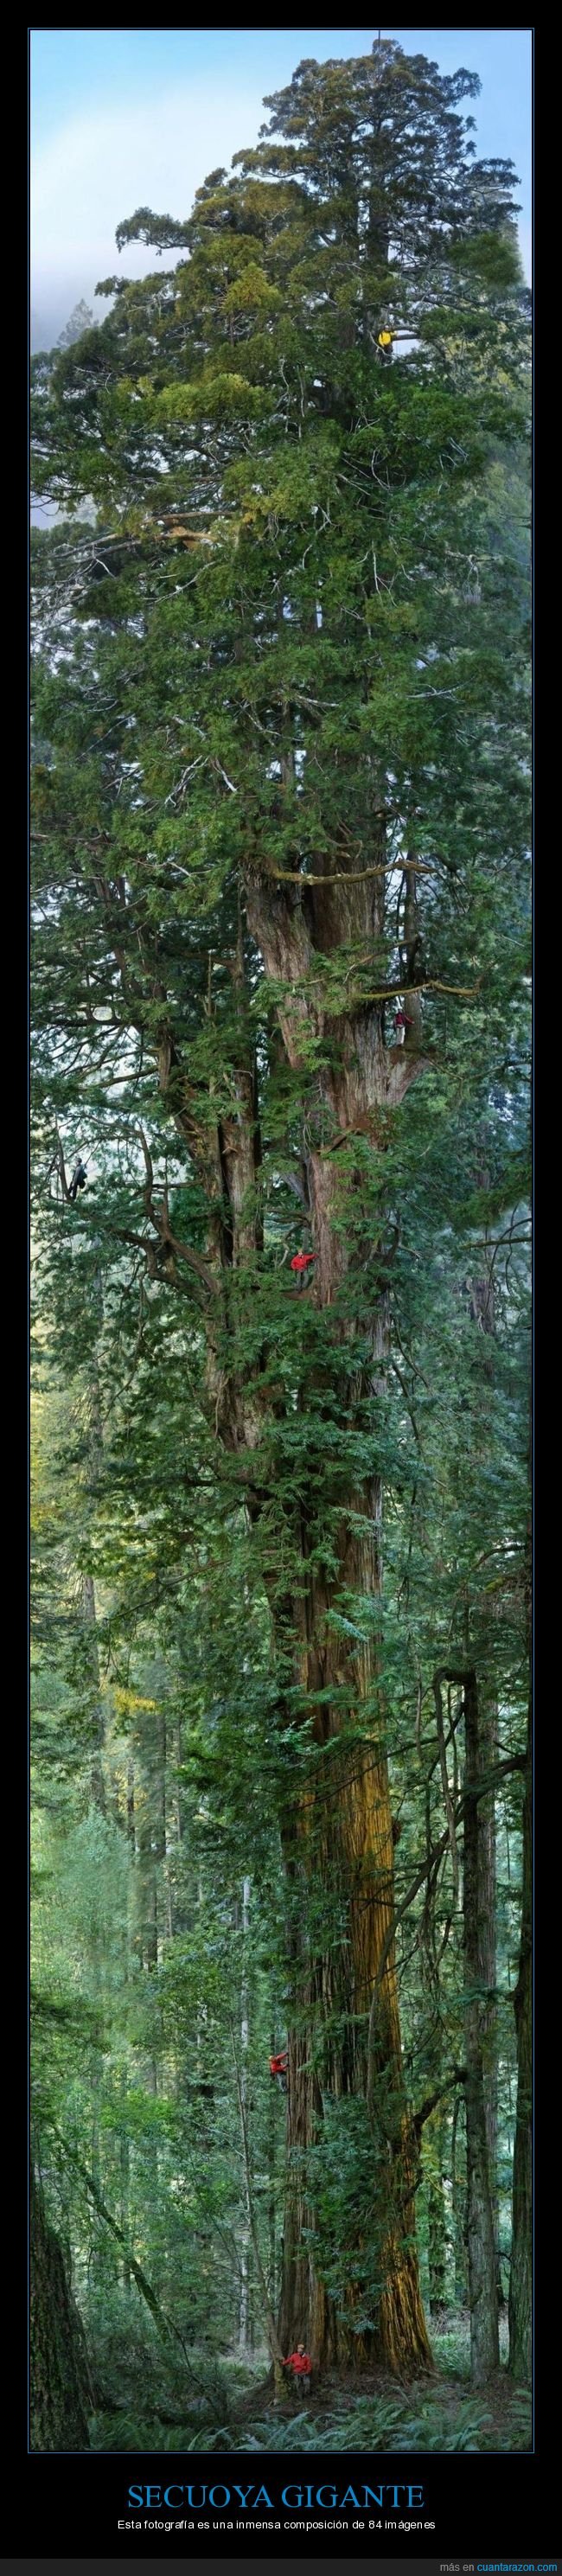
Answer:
[30,27,532,350]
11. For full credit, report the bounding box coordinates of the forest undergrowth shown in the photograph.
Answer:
[87,2300,531,2455]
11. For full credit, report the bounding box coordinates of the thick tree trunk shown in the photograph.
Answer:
[108,841,431,2380]
[242,869,431,2374]
[30,2162,93,2450]
[463,1671,500,2384]
[278,1734,430,2367]
[276,1478,431,2371]
[508,1697,532,2381]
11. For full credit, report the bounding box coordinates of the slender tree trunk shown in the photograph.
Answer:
[232,2031,286,2382]
[90,2043,102,2198]
[135,1705,165,1972]
[451,2092,467,2305]
[508,1695,532,2379]
[136,1784,157,1972]
[238,1876,252,2354]
[155,1708,167,1964]
[468,1217,503,2305]
[267,2005,278,2311]
[427,2111,448,2315]
[30,2162,93,2450]
[175,1718,183,1844]
[118,2069,131,2292]
[163,1714,182,1937]
[80,1571,105,1813]
[81,1305,105,1812]
[480,1693,503,2304]
[463,1670,500,2383]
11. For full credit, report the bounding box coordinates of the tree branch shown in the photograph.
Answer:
[133,1123,218,1293]
[413,2068,467,2138]
[52,2129,179,2352]
[257,859,436,888]
[360,975,484,1005]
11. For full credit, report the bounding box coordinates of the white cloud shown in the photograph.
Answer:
[31,80,266,335]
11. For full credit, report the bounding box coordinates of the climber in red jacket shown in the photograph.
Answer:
[291,1249,316,1290]
[282,2343,311,2393]
[269,2049,288,2093]
[393,1007,414,1045]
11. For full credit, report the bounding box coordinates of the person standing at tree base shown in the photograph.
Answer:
[282,2341,312,2394]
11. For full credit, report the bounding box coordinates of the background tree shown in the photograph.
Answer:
[30,2158,94,2450]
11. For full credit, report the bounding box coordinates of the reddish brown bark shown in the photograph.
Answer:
[276,1487,431,2371]
[99,826,432,2375]
[242,847,431,2369]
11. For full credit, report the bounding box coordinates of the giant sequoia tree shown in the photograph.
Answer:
[31,38,530,2377]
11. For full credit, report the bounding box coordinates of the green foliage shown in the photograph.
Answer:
[201,2387,524,2455]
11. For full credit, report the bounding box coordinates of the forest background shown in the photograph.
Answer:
[30,28,531,2458]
